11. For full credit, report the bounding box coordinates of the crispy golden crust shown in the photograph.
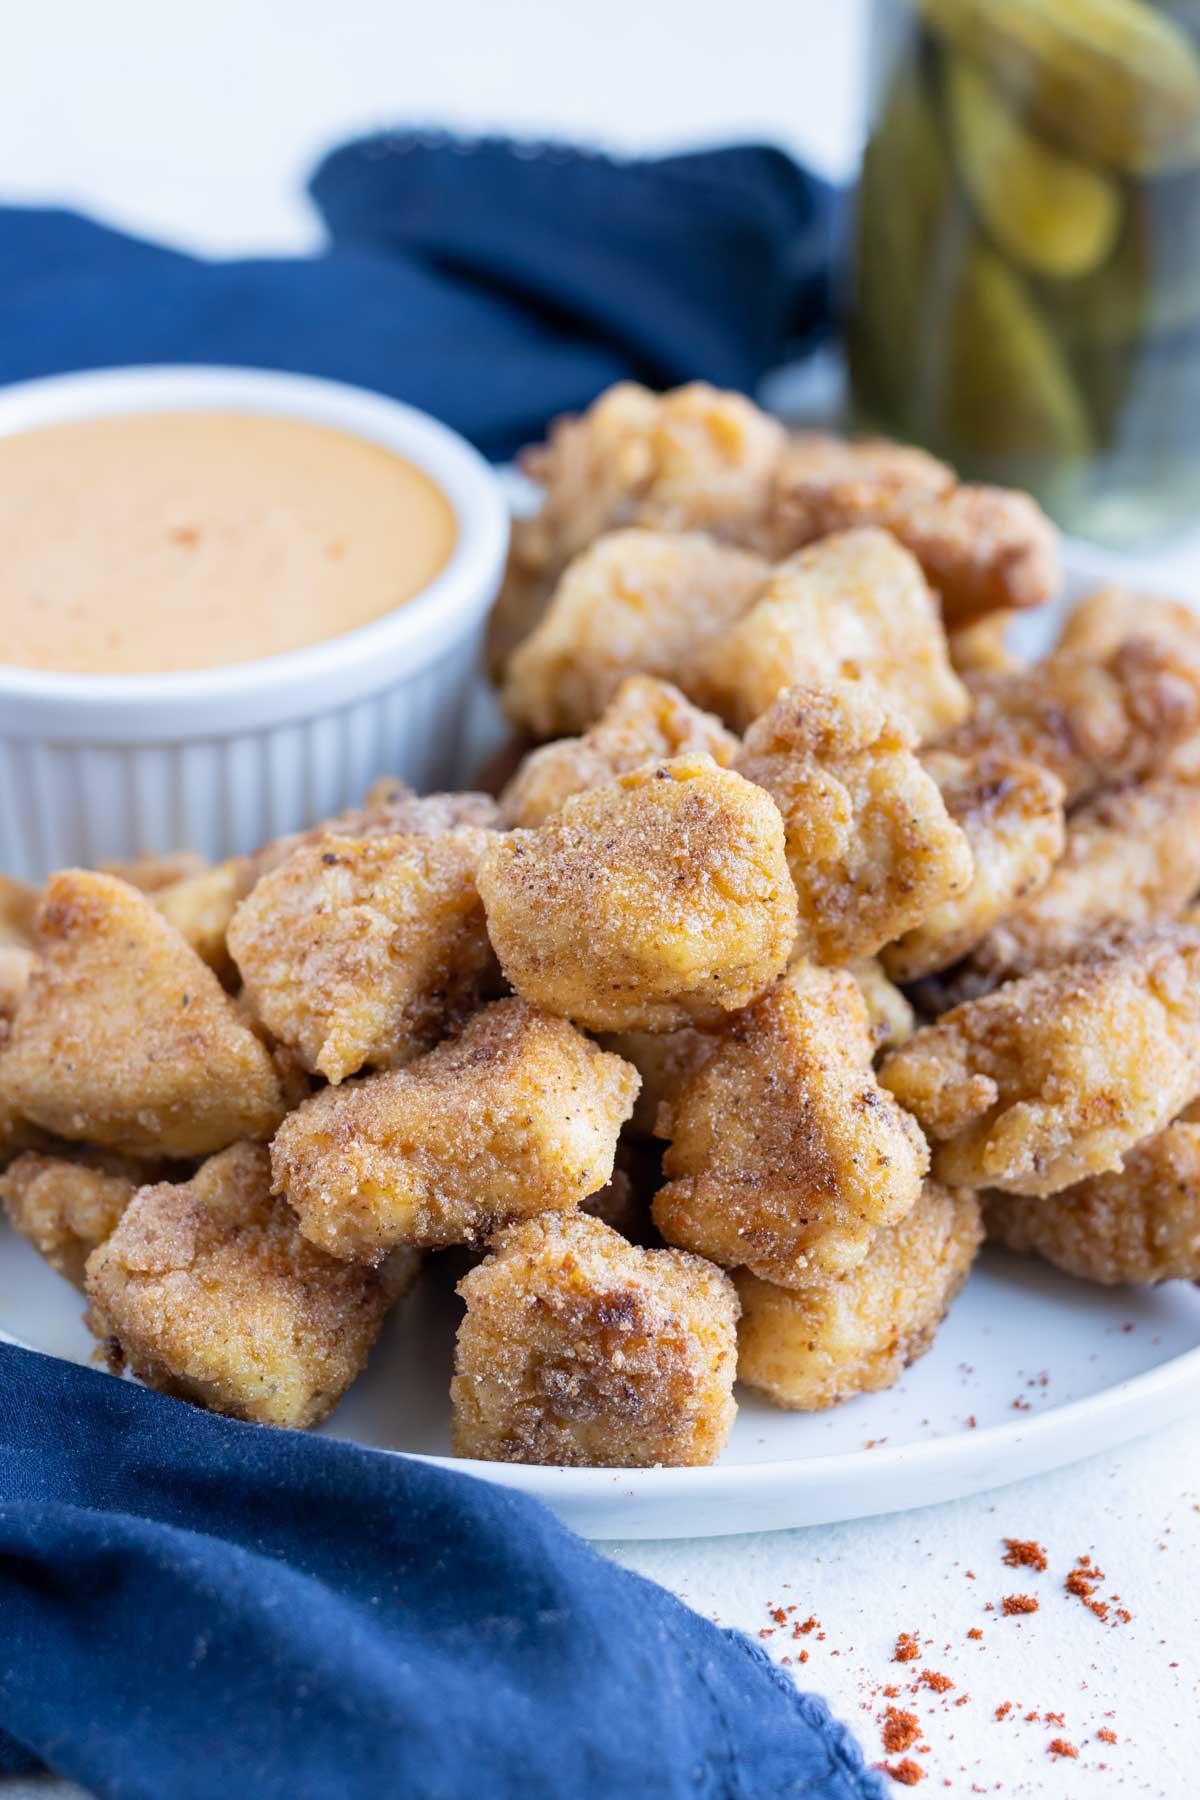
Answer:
[881,752,1067,983]
[478,755,797,1032]
[102,851,208,893]
[0,876,38,949]
[688,528,969,740]
[736,1182,982,1410]
[948,612,1023,677]
[850,958,915,1053]
[653,964,929,1285]
[450,1210,739,1467]
[498,676,740,827]
[738,681,973,964]
[85,1143,389,1428]
[4,871,287,1159]
[0,1151,139,1288]
[0,947,41,1166]
[940,639,1200,804]
[984,1121,1200,1284]
[1057,586,1200,660]
[487,382,785,676]
[152,861,243,979]
[271,998,639,1261]
[502,530,769,739]
[880,931,1200,1197]
[228,827,495,1084]
[961,779,1200,991]
[768,435,1059,623]
[597,1025,721,1138]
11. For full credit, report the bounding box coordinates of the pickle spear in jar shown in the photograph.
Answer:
[946,53,1122,279]
[922,0,1200,175]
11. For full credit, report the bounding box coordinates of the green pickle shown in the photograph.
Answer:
[850,3,1200,543]
[945,54,1121,279]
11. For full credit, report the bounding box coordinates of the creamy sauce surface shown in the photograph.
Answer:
[0,411,458,675]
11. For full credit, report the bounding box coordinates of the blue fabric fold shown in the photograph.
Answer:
[0,133,840,457]
[0,1343,883,1798]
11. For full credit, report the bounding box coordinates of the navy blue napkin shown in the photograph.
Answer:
[0,132,839,458]
[0,131,867,1797]
[0,1344,884,1798]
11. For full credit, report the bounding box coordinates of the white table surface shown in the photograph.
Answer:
[3,3,1199,1793]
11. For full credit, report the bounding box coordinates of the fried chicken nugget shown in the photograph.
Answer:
[4,871,287,1158]
[0,877,37,949]
[102,851,208,893]
[271,998,639,1260]
[688,529,969,740]
[597,1025,721,1137]
[451,1210,739,1467]
[85,1143,391,1428]
[947,612,1023,677]
[850,958,915,1053]
[0,1151,138,1288]
[879,930,1200,1197]
[227,826,495,1084]
[478,754,797,1032]
[939,638,1200,804]
[1056,586,1200,660]
[881,752,1067,984]
[652,963,930,1285]
[488,382,784,674]
[735,1182,983,1410]
[961,779,1200,992]
[502,530,770,739]
[984,1121,1200,1285]
[768,433,1059,624]
[0,946,42,1165]
[737,681,973,964]
[499,676,739,827]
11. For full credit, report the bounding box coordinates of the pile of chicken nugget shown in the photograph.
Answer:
[5,380,1200,1470]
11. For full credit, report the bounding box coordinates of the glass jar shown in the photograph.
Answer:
[848,0,1200,546]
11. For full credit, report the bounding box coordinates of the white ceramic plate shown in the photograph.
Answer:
[5,539,1200,1539]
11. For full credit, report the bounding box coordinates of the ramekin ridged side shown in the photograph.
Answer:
[0,368,510,881]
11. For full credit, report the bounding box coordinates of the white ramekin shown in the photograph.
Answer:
[0,366,510,880]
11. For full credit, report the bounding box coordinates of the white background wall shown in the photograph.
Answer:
[1,0,868,254]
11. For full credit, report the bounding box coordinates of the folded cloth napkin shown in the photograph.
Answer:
[0,1344,884,1799]
[0,132,863,1797]
[0,132,840,458]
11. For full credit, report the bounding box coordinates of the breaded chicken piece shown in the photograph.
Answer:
[0,876,38,949]
[488,382,784,674]
[879,930,1200,1197]
[598,1025,721,1138]
[881,753,1066,984]
[228,826,495,1085]
[4,871,287,1159]
[1057,586,1200,660]
[0,1151,138,1288]
[502,530,769,739]
[850,958,915,1053]
[499,676,739,827]
[689,529,969,740]
[984,1121,1200,1285]
[101,851,208,893]
[478,755,797,1032]
[148,785,501,980]
[948,612,1023,677]
[961,779,1200,993]
[652,964,930,1285]
[86,1143,389,1428]
[768,434,1059,624]
[271,998,639,1261]
[451,1210,739,1467]
[939,639,1200,805]
[736,1182,982,1410]
[737,681,973,964]
[0,946,41,1166]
